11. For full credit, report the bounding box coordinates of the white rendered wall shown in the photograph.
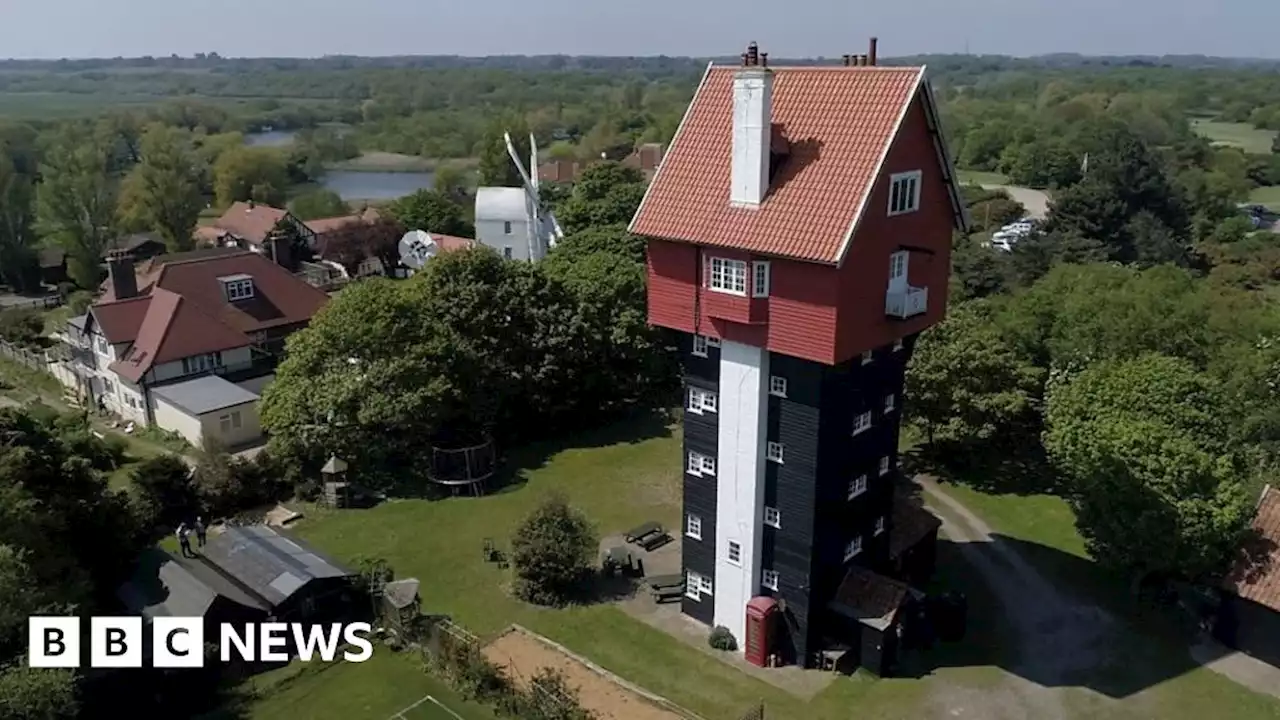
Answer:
[713,340,769,647]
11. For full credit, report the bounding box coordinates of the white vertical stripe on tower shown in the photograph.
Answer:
[713,340,768,647]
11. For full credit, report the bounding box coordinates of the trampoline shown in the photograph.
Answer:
[426,438,497,496]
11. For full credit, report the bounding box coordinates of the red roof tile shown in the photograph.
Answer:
[90,296,153,344]
[629,64,926,265]
[109,288,251,383]
[148,251,329,335]
[213,202,290,245]
[428,233,479,252]
[1225,486,1280,611]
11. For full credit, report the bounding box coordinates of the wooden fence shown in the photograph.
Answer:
[0,338,52,372]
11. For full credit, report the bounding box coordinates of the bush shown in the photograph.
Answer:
[510,494,597,606]
[708,626,737,652]
[0,308,45,349]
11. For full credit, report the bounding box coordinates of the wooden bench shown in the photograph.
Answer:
[625,521,663,545]
[652,585,685,603]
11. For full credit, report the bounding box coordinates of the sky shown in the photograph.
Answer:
[1,0,1277,60]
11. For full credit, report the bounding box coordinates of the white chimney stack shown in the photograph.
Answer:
[730,42,773,208]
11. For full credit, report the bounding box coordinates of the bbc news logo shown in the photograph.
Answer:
[29,617,374,668]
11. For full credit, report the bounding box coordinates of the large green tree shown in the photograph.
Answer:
[906,301,1043,446]
[118,124,204,252]
[35,124,120,288]
[554,162,646,235]
[288,189,350,221]
[1043,355,1253,581]
[476,114,531,188]
[388,188,473,237]
[0,149,38,293]
[212,145,288,208]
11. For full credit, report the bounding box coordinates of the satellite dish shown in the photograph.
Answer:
[397,230,438,270]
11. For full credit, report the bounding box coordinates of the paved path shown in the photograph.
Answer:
[981,184,1051,220]
[919,476,1116,720]
[1191,638,1280,700]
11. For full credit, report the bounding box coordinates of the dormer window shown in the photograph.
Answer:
[219,274,254,301]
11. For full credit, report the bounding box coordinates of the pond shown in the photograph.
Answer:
[320,171,436,201]
[244,130,296,147]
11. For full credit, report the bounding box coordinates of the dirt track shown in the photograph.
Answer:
[483,628,683,720]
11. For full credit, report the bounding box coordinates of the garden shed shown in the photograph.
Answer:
[151,375,263,448]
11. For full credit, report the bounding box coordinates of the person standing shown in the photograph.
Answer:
[177,523,195,559]
[194,516,207,548]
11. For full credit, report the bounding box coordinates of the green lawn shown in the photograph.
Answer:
[1250,185,1280,211]
[237,649,494,720]
[956,169,1010,185]
[1191,119,1278,155]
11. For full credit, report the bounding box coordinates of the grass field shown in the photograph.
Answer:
[956,169,1010,185]
[238,650,494,720]
[1250,185,1280,211]
[270,412,1280,719]
[328,152,447,173]
[1191,119,1278,155]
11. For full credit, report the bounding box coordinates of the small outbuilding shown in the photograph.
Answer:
[1217,484,1280,667]
[151,375,263,449]
[827,566,923,677]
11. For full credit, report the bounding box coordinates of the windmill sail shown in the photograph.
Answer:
[504,131,564,259]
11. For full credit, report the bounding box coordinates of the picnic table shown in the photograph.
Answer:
[647,574,685,590]
[625,521,663,544]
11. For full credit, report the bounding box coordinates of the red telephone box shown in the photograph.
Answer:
[744,596,779,667]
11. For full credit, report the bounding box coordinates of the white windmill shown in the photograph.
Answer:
[396,229,438,277]
[474,132,564,262]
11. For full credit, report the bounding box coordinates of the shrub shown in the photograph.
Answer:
[708,626,737,652]
[0,308,45,348]
[510,494,597,606]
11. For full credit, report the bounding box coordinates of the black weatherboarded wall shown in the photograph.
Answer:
[681,335,719,625]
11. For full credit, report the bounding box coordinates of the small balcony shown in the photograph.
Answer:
[885,286,928,319]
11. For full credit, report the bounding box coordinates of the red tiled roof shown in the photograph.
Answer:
[109,288,251,383]
[90,296,152,344]
[429,233,479,252]
[213,202,290,245]
[1225,486,1280,611]
[148,251,329,336]
[630,64,926,265]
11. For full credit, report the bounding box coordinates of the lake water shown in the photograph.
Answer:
[244,130,296,147]
[320,171,436,201]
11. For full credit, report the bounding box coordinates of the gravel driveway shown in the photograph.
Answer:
[982,184,1051,220]
[919,477,1117,720]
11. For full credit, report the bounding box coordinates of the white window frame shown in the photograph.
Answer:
[687,452,715,477]
[764,506,781,528]
[861,350,873,365]
[95,335,109,356]
[225,278,254,301]
[698,574,713,596]
[848,474,868,500]
[888,170,922,216]
[727,540,742,566]
[769,375,787,397]
[686,514,702,540]
[692,335,709,358]
[845,536,864,561]
[885,394,896,413]
[183,352,223,375]
[852,411,872,436]
[706,336,721,348]
[503,221,513,235]
[687,388,718,415]
[874,516,886,536]
[752,261,771,298]
[879,456,892,476]
[893,338,905,352]
[685,571,702,600]
[708,257,747,296]
[503,246,513,260]
[766,441,784,464]
[762,569,779,591]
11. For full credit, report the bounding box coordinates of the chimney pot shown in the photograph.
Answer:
[869,36,879,66]
[842,54,851,67]
[760,52,768,68]
[859,55,869,66]
[745,41,759,67]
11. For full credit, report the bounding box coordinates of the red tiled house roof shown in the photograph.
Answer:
[212,202,291,245]
[1225,486,1280,611]
[630,64,964,266]
[92,250,329,383]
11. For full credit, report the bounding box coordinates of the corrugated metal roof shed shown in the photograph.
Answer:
[201,525,353,607]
